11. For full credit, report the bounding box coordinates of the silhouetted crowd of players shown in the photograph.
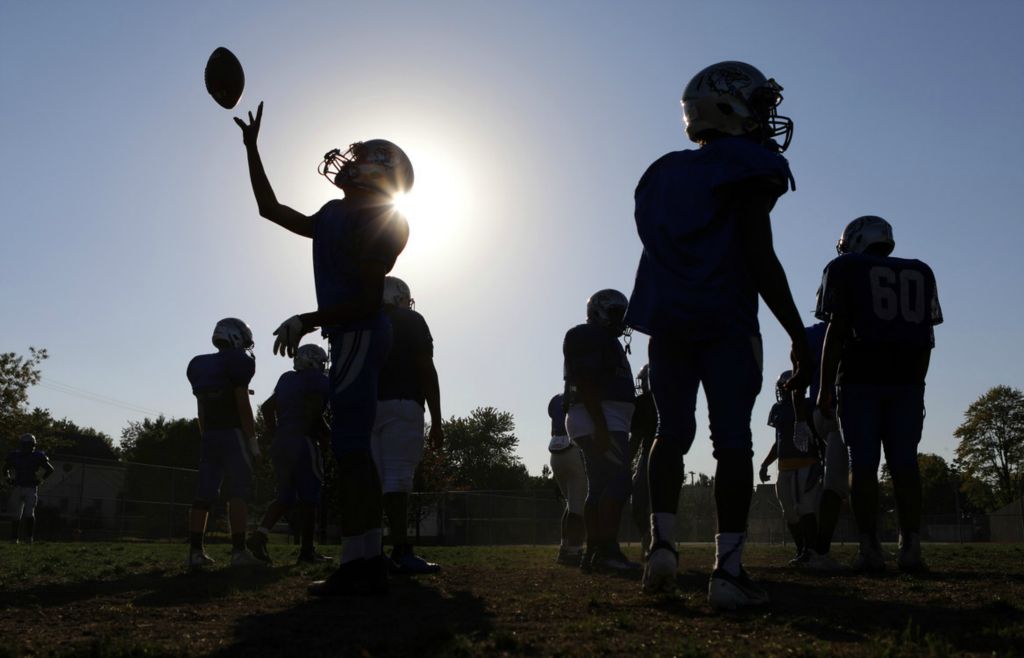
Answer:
[5,60,940,610]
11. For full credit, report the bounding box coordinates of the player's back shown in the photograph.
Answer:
[7,450,47,485]
[187,349,255,430]
[625,137,793,339]
[274,369,329,437]
[562,323,634,403]
[378,307,433,405]
[548,393,567,437]
[819,252,941,384]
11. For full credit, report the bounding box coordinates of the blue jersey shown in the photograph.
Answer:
[378,307,433,405]
[805,321,827,403]
[187,348,255,431]
[563,323,635,405]
[311,199,409,337]
[625,136,794,339]
[816,252,942,385]
[548,393,567,437]
[273,369,330,437]
[5,450,51,487]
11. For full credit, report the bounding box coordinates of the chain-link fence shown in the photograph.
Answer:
[1,457,1019,543]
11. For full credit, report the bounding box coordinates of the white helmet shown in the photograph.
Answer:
[18,433,36,451]
[836,215,894,256]
[212,317,254,350]
[319,139,414,196]
[293,344,328,372]
[586,289,630,336]
[681,61,793,152]
[382,276,413,309]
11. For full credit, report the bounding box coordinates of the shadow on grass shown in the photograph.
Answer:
[3,565,296,609]
[216,577,493,658]
[735,571,1021,654]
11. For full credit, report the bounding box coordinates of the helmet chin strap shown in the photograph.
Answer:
[622,327,633,354]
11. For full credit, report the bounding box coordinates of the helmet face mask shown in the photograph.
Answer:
[682,61,793,152]
[586,289,630,337]
[775,370,793,402]
[837,215,895,256]
[382,276,413,310]
[319,139,414,196]
[293,344,328,372]
[212,317,254,351]
[635,364,650,396]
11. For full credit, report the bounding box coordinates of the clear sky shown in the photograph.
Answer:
[2,1,1023,480]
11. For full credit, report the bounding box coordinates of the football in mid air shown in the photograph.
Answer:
[204,47,245,109]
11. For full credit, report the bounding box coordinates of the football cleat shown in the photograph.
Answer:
[188,549,216,569]
[707,568,770,610]
[897,533,928,573]
[390,544,441,575]
[788,550,811,567]
[230,548,266,568]
[556,548,583,567]
[804,550,844,572]
[297,550,334,565]
[852,541,886,574]
[308,556,389,596]
[591,545,642,575]
[245,532,272,564]
[642,541,679,594]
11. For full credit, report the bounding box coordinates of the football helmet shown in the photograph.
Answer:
[293,344,328,373]
[635,364,650,396]
[586,289,630,337]
[776,370,793,402]
[382,276,413,309]
[212,317,254,350]
[18,433,36,452]
[681,61,793,152]
[318,139,414,196]
[836,215,895,256]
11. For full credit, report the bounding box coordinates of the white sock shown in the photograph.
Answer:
[363,528,383,557]
[651,513,676,545]
[715,532,745,577]
[340,535,364,564]
[564,544,583,553]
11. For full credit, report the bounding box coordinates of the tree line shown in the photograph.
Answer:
[3,347,1023,512]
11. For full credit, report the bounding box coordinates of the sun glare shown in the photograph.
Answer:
[391,151,471,261]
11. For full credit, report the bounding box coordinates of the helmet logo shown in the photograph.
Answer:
[702,67,753,97]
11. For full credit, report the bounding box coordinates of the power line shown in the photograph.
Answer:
[37,377,166,417]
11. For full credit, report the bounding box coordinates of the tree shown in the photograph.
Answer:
[0,347,48,440]
[440,407,530,490]
[954,386,1024,509]
[120,415,201,467]
[881,453,957,516]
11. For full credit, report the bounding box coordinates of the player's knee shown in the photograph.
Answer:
[606,469,632,504]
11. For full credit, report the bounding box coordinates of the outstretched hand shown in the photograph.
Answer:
[234,101,264,147]
[273,315,310,358]
[428,424,445,452]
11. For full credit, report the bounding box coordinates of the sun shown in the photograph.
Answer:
[390,150,471,260]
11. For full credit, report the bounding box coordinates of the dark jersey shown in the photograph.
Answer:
[186,348,255,431]
[562,323,635,405]
[378,307,434,406]
[548,393,567,437]
[5,450,51,487]
[625,136,794,339]
[311,199,409,336]
[629,391,658,457]
[273,369,330,437]
[817,253,942,385]
[805,321,827,403]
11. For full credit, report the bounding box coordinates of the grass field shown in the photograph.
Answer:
[1,541,1022,657]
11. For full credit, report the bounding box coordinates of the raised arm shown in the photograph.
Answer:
[235,102,314,238]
